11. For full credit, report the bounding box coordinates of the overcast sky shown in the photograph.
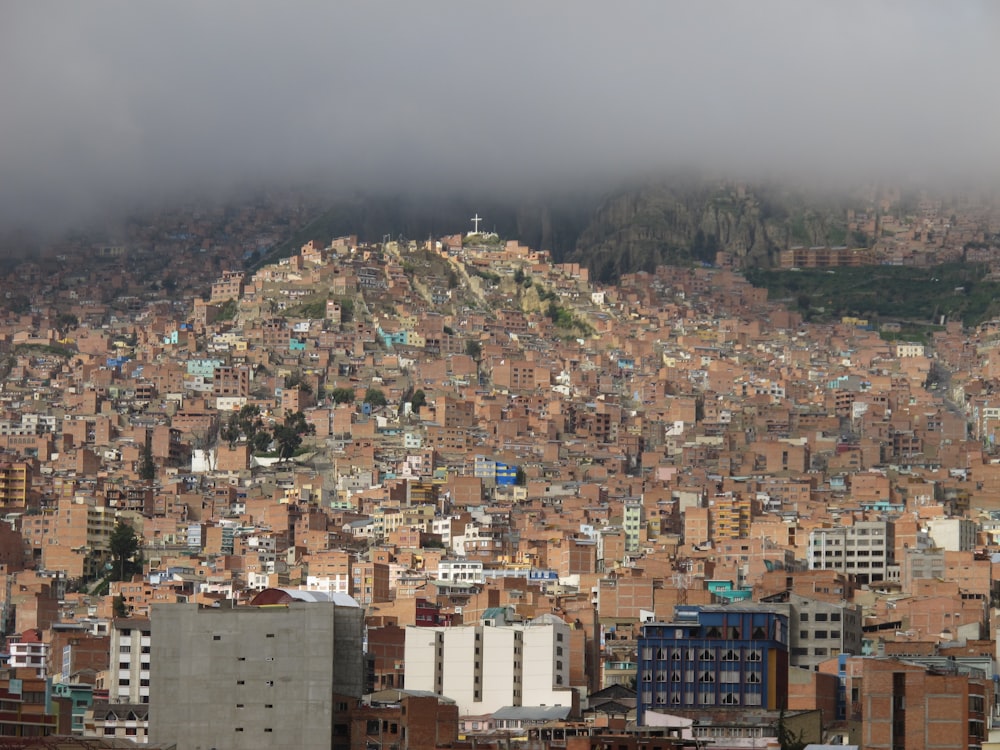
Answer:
[2,2,998,235]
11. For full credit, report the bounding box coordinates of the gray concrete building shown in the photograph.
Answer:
[149,590,364,750]
[788,593,863,670]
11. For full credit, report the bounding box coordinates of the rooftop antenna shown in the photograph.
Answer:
[673,558,692,606]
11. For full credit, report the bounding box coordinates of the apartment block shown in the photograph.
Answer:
[636,605,789,724]
[150,591,365,750]
[807,521,895,585]
[404,614,575,716]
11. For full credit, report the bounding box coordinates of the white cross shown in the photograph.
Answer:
[471,214,482,234]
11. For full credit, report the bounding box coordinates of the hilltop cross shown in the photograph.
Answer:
[470,214,482,234]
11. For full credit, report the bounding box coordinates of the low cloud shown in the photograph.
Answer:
[2,2,998,237]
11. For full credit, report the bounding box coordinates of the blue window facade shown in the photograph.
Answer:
[636,606,789,724]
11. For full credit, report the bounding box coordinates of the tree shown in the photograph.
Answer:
[113,594,129,618]
[220,411,241,448]
[251,430,272,454]
[138,439,155,483]
[331,387,355,404]
[410,389,427,414]
[57,312,79,330]
[284,371,312,394]
[465,340,482,359]
[774,710,807,750]
[272,424,302,460]
[272,411,314,461]
[109,522,141,583]
[364,387,387,407]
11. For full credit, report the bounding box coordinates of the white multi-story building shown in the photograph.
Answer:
[807,521,894,585]
[404,614,575,716]
[110,618,152,705]
[436,560,485,584]
[623,502,645,553]
[8,629,48,677]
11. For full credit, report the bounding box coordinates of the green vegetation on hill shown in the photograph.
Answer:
[746,262,1000,327]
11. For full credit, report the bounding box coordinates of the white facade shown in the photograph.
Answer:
[111,620,152,704]
[304,575,351,594]
[924,518,977,552]
[404,617,573,716]
[436,560,485,584]
[623,503,644,553]
[807,521,894,584]
[895,342,926,358]
[8,637,48,677]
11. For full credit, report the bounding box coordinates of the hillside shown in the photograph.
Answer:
[248,179,862,280]
[747,262,1000,329]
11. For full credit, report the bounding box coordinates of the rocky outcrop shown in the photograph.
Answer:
[566,182,800,281]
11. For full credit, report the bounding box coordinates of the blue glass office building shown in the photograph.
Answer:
[636,605,789,724]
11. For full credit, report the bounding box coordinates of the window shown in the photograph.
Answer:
[814,613,828,622]
[266,633,275,638]
[213,635,221,641]
[236,704,245,709]
[831,613,841,622]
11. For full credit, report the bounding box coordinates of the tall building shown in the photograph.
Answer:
[807,520,895,584]
[787,593,863,671]
[404,614,576,716]
[636,605,789,725]
[150,589,365,750]
[623,501,645,553]
[0,460,30,509]
[109,618,151,704]
[854,657,990,750]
